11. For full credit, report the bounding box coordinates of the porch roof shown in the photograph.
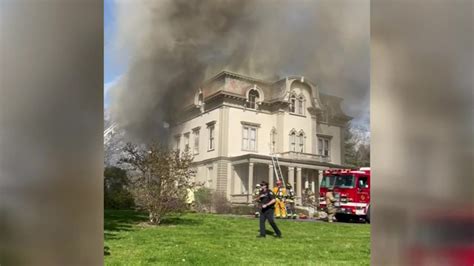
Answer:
[230,153,348,169]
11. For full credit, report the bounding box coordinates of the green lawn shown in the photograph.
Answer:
[105,210,370,265]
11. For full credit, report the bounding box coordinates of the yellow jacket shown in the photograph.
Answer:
[273,186,287,200]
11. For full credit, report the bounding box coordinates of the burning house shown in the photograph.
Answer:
[168,71,352,205]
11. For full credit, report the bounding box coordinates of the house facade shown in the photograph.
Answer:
[169,71,352,205]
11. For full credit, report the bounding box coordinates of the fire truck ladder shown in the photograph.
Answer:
[270,153,286,188]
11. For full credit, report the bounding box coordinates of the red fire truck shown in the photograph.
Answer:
[319,167,371,222]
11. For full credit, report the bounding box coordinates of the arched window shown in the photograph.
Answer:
[194,88,204,106]
[297,95,305,115]
[296,130,305,153]
[248,89,259,109]
[289,94,297,113]
[194,89,205,113]
[289,129,297,152]
[198,91,204,106]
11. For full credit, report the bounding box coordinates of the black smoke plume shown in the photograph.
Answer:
[109,0,369,142]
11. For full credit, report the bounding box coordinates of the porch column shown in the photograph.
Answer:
[318,170,323,184]
[268,164,274,189]
[233,165,242,194]
[248,162,254,198]
[311,171,316,193]
[315,170,321,205]
[296,167,302,204]
[288,167,295,187]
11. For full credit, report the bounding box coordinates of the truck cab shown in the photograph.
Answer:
[319,167,371,222]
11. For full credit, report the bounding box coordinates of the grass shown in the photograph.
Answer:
[105,210,370,265]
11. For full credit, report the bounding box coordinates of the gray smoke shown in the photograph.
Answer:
[371,1,472,265]
[109,0,369,142]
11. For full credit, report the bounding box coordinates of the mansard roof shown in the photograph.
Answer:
[195,70,319,103]
[319,93,353,121]
[183,70,351,122]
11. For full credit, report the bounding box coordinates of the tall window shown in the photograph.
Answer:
[318,137,330,157]
[198,91,203,105]
[289,94,296,113]
[183,133,190,152]
[297,131,305,152]
[208,125,215,150]
[192,128,200,155]
[318,138,323,155]
[175,135,181,153]
[297,95,305,115]
[270,128,277,153]
[206,166,213,188]
[289,130,296,151]
[248,89,259,109]
[242,126,257,151]
[290,93,305,115]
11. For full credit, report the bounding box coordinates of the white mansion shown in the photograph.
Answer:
[169,71,352,205]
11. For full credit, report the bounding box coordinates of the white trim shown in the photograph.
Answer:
[318,201,368,208]
[192,129,200,155]
[208,124,215,151]
[245,84,265,102]
[241,125,258,152]
[340,202,368,208]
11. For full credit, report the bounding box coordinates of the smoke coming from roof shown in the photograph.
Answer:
[109,0,369,142]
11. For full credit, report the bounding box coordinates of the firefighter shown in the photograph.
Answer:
[285,183,297,219]
[273,180,287,218]
[325,187,337,223]
[186,182,196,210]
[253,184,262,218]
[257,181,282,238]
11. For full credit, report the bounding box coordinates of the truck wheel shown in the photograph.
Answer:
[366,206,371,224]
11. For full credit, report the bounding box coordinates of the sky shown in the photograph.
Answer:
[104,0,369,133]
[104,0,125,108]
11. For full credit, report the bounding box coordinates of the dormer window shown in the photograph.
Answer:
[248,89,259,109]
[289,94,297,113]
[198,91,204,106]
[297,95,305,115]
[290,92,305,115]
[194,88,205,113]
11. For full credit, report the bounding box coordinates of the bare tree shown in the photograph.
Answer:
[344,123,359,167]
[344,122,370,168]
[356,143,370,167]
[121,141,195,225]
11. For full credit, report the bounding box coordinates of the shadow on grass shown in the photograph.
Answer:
[105,210,203,240]
[104,209,149,256]
[104,210,148,242]
[264,229,275,236]
[255,229,276,236]
[160,216,203,226]
[104,246,111,256]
